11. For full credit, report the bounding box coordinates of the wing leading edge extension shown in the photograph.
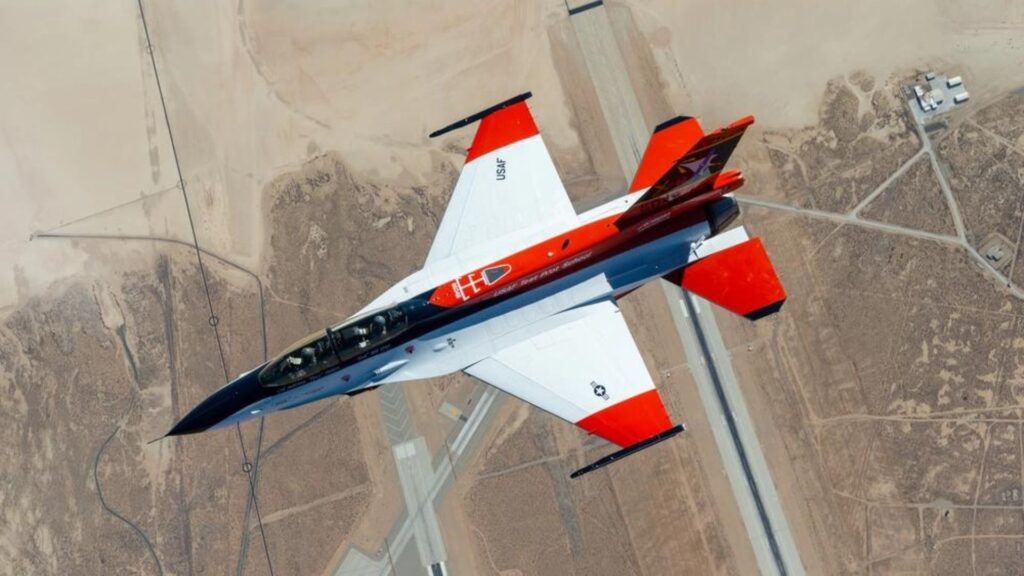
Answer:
[466,298,682,477]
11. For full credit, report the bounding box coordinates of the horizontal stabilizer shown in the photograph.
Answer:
[678,237,786,319]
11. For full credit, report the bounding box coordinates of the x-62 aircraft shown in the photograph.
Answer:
[166,93,786,477]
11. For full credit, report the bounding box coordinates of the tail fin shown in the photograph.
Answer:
[629,116,705,193]
[619,115,754,226]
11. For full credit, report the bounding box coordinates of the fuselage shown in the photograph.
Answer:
[167,187,737,436]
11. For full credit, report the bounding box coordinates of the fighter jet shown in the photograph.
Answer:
[166,93,786,477]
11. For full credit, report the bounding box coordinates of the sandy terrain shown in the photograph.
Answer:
[861,156,958,235]
[5,0,1024,575]
[632,0,1024,128]
[1,1,568,574]
[709,79,1024,574]
[0,1,182,313]
[0,0,586,314]
[1,1,613,574]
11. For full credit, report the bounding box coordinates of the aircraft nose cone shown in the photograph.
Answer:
[166,403,218,437]
[166,368,266,437]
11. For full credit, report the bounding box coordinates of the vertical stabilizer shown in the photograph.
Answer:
[629,116,705,193]
[618,116,754,226]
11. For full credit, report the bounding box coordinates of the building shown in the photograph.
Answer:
[908,71,969,119]
[914,85,938,111]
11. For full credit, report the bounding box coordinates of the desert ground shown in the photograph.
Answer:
[3,0,1024,575]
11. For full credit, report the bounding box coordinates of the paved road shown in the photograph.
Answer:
[335,385,502,576]
[569,4,649,178]
[568,4,805,575]
[392,437,447,570]
[664,287,804,575]
[850,148,927,216]
[375,384,448,572]
[377,383,416,445]
[915,115,968,241]
[908,107,1024,299]
[733,196,961,245]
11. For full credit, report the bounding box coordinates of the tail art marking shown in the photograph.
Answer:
[619,116,754,227]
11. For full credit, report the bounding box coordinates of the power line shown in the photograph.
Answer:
[135,2,275,574]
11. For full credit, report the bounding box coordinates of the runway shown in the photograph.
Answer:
[567,2,805,574]
[334,384,502,575]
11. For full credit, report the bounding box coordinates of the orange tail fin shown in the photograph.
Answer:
[619,116,754,227]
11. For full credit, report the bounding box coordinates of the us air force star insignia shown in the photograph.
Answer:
[591,381,609,401]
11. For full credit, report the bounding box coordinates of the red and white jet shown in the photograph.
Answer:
[167,94,786,477]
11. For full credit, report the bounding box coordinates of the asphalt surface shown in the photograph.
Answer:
[334,385,502,576]
[568,4,806,575]
[664,287,804,575]
[377,385,448,571]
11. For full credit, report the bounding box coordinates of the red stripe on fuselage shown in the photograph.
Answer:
[428,214,616,308]
[617,170,744,228]
[428,189,722,309]
[465,101,539,163]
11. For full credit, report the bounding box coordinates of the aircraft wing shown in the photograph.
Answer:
[425,94,578,268]
[466,298,680,455]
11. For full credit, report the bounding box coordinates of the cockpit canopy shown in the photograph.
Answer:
[257,331,337,391]
[258,298,430,390]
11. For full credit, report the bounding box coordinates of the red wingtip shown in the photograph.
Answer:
[576,389,674,447]
[465,101,539,163]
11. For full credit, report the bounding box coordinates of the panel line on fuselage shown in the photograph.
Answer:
[216,214,713,428]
